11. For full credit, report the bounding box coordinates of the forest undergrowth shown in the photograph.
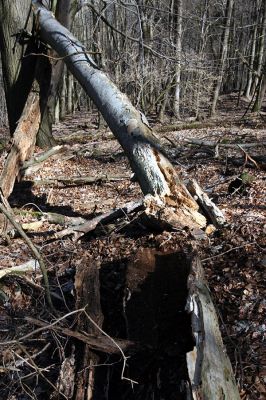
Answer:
[0,94,265,399]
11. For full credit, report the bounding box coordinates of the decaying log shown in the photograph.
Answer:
[101,247,240,399]
[56,199,144,240]
[186,254,240,399]
[30,174,129,187]
[187,179,226,227]
[32,1,206,231]
[74,256,102,400]
[0,92,41,198]
[157,120,231,133]
[184,138,266,149]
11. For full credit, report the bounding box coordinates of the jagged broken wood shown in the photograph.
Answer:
[56,199,144,240]
[186,254,240,399]
[0,92,41,198]
[186,179,226,227]
[31,0,206,231]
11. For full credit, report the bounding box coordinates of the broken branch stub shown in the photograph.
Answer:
[31,1,206,229]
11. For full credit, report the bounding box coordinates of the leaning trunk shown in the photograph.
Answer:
[31,0,205,229]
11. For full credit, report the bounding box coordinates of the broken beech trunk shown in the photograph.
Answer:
[31,0,205,230]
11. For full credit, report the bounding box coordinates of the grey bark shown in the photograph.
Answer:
[210,0,234,116]
[173,0,182,119]
[0,0,36,133]
[36,0,78,148]
[31,0,205,229]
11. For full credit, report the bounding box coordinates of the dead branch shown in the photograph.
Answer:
[237,144,260,169]
[186,179,226,227]
[0,202,54,311]
[56,199,144,240]
[0,259,40,280]
[184,138,266,149]
[25,316,135,354]
[30,174,130,187]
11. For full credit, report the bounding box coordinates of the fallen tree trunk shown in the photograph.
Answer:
[30,174,129,187]
[93,248,240,399]
[31,1,206,230]
[184,138,266,149]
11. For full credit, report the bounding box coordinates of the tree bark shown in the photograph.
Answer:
[0,91,41,198]
[31,0,206,230]
[210,0,234,116]
[0,0,36,134]
[173,0,182,119]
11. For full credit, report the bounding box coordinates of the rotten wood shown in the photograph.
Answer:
[186,253,240,399]
[74,255,102,400]
[30,174,130,187]
[186,179,226,227]
[0,92,41,198]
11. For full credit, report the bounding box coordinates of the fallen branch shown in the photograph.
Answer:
[237,144,260,169]
[25,316,135,354]
[157,121,231,133]
[21,145,69,176]
[30,174,130,187]
[186,179,226,227]
[0,202,54,311]
[184,138,266,149]
[0,259,40,280]
[56,199,144,240]
[229,155,266,169]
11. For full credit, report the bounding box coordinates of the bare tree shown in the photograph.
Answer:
[210,0,234,116]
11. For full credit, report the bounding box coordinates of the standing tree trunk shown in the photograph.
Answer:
[243,2,258,99]
[173,0,182,119]
[0,0,78,148]
[31,0,206,230]
[210,0,234,116]
[37,0,78,147]
[0,0,36,134]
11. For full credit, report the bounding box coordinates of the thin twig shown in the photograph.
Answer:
[0,201,55,312]
[83,310,138,385]
[23,50,101,60]
[201,241,257,262]
[0,308,85,347]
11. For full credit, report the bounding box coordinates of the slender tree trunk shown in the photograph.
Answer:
[251,0,266,97]
[210,0,234,116]
[173,0,182,119]
[31,0,206,229]
[243,4,258,98]
[36,0,78,147]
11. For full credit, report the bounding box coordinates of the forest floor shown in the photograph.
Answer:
[0,94,265,399]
